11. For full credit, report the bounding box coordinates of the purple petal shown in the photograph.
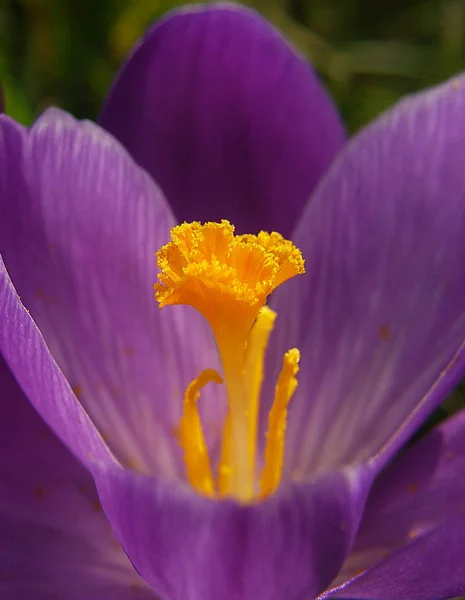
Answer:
[94,462,372,600]
[99,4,345,237]
[0,110,220,477]
[268,74,465,478]
[324,516,465,600]
[0,355,155,599]
[334,408,465,585]
[1,255,112,467]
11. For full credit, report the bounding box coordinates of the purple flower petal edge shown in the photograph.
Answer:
[0,109,222,477]
[267,73,465,479]
[94,462,372,600]
[0,354,155,599]
[0,253,112,468]
[99,2,345,237]
[329,407,465,592]
[325,515,465,600]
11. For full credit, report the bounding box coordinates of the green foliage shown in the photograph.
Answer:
[2,0,465,131]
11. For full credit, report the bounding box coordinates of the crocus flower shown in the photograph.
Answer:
[2,3,465,599]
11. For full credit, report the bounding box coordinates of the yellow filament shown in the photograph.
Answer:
[218,306,277,499]
[155,221,305,502]
[260,349,300,498]
[179,368,223,497]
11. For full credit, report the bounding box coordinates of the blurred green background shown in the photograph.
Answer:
[1,0,465,428]
[2,0,465,132]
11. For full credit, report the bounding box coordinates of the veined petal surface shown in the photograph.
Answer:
[269,74,465,477]
[1,256,111,468]
[99,3,345,237]
[328,409,465,592]
[0,355,155,599]
[325,516,465,600]
[0,110,219,478]
[94,461,372,600]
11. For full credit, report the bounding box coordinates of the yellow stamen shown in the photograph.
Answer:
[155,220,305,502]
[259,349,300,498]
[179,368,223,497]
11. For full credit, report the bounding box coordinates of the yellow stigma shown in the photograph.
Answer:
[155,220,305,502]
[155,220,304,337]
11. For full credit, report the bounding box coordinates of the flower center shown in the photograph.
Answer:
[155,220,305,503]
